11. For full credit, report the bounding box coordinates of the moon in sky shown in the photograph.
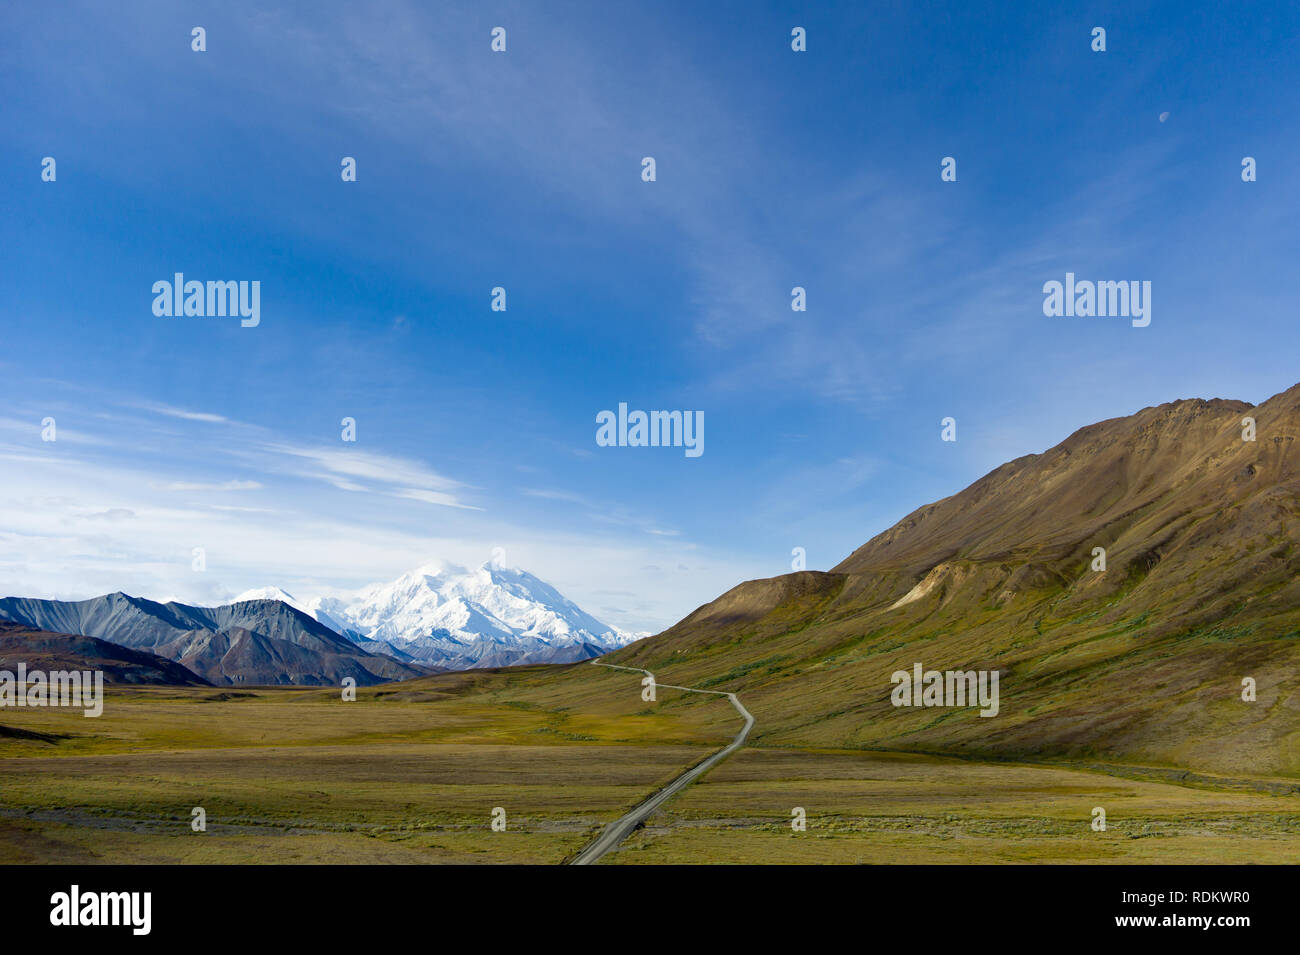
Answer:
[1159,112,1170,122]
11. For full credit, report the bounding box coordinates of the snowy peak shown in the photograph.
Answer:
[240,562,639,670]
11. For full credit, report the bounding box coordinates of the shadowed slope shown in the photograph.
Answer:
[0,621,209,685]
[0,595,429,686]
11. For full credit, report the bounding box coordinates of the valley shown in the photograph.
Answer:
[2,667,1297,864]
[4,383,1300,864]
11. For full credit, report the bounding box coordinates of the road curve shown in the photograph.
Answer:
[569,662,754,865]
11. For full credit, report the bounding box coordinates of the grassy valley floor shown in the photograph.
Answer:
[604,748,1300,864]
[1,671,1297,864]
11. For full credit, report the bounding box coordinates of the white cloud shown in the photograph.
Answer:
[522,487,591,506]
[393,487,481,511]
[141,403,229,424]
[151,480,263,492]
[0,392,753,632]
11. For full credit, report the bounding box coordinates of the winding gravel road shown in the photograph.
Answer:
[569,661,754,865]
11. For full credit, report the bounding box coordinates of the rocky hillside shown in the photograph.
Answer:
[0,621,210,686]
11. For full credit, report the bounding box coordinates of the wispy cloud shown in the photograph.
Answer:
[140,403,229,424]
[0,416,745,630]
[260,442,476,509]
[393,487,481,510]
[151,480,263,492]
[522,487,592,506]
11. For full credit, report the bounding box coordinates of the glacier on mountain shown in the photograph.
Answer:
[234,562,643,670]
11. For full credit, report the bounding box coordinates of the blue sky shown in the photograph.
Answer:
[1,0,1297,631]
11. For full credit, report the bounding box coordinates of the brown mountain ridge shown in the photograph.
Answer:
[604,383,1300,779]
[0,621,209,686]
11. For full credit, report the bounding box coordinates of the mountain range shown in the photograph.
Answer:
[0,563,636,685]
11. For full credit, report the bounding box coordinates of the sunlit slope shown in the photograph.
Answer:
[597,384,1300,778]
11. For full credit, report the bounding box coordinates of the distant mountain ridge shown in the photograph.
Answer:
[0,593,428,686]
[235,562,642,670]
[0,620,210,686]
[0,562,639,683]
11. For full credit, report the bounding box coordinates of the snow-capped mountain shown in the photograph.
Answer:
[233,562,643,670]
